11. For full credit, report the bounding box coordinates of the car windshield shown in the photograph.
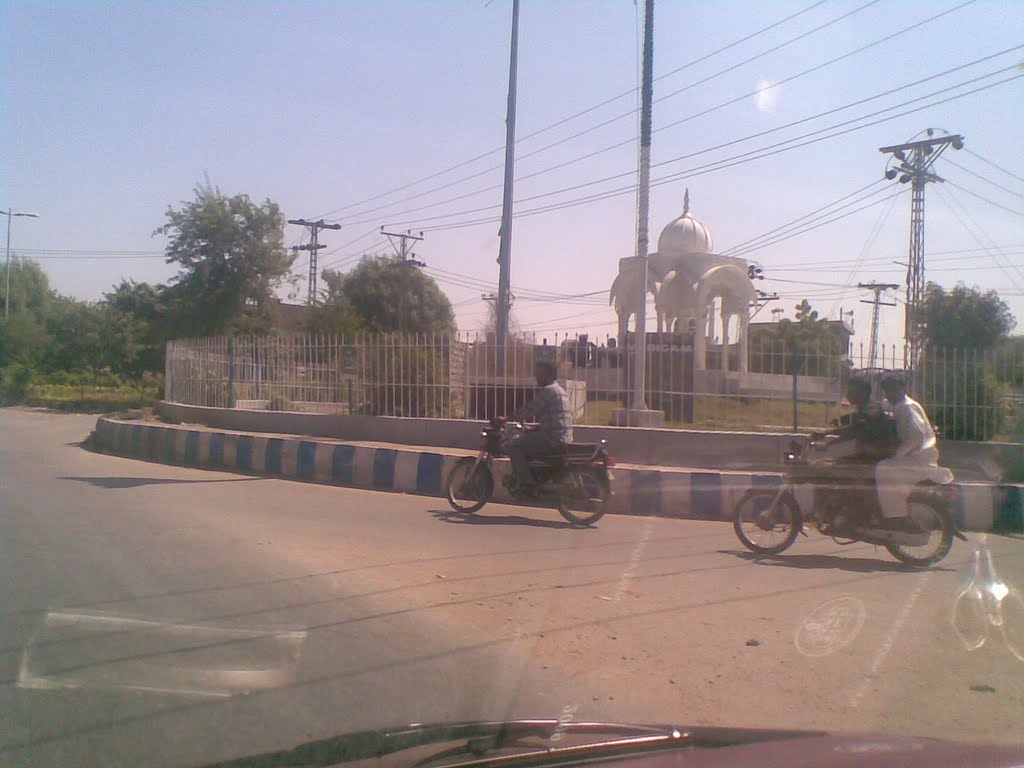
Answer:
[2,2,1023,767]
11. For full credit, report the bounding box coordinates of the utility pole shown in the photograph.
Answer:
[288,218,341,305]
[494,0,520,372]
[628,0,656,422]
[750,289,779,320]
[858,281,899,369]
[879,130,963,370]
[381,228,425,333]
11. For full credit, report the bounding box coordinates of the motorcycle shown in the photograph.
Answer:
[732,436,967,567]
[444,418,614,526]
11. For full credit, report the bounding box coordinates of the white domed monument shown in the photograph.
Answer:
[610,189,756,375]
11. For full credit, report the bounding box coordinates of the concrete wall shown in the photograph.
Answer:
[158,400,801,470]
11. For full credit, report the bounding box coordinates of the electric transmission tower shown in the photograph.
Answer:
[857,281,899,368]
[879,129,964,370]
[288,218,341,305]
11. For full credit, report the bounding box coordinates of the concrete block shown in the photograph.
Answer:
[250,437,269,473]
[313,442,333,482]
[279,438,301,477]
[393,450,420,493]
[353,447,376,487]
[196,431,212,464]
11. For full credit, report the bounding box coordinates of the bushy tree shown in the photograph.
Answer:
[923,282,1015,350]
[311,256,455,336]
[154,179,294,336]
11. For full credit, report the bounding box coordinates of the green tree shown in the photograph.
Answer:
[749,300,848,377]
[316,255,455,336]
[922,282,1015,350]
[303,268,364,336]
[154,180,294,336]
[0,255,53,318]
[104,280,172,375]
[0,256,54,370]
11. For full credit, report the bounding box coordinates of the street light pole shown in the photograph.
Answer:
[3,209,40,320]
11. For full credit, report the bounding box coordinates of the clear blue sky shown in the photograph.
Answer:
[3,0,1022,356]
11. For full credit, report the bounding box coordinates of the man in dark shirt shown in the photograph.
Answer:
[816,376,895,462]
[503,360,573,492]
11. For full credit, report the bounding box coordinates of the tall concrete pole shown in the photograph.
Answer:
[631,0,654,412]
[495,0,520,373]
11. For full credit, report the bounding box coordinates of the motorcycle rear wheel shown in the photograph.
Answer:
[556,468,609,527]
[445,457,494,513]
[733,488,801,555]
[883,491,954,567]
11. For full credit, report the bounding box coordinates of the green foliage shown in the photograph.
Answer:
[1,361,35,404]
[312,255,456,336]
[921,353,1009,441]
[748,300,850,377]
[923,282,1015,350]
[0,256,52,317]
[154,179,294,336]
[104,280,173,375]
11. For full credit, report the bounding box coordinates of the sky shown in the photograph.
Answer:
[2,0,1023,360]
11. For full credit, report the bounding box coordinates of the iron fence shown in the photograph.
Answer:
[164,332,1024,439]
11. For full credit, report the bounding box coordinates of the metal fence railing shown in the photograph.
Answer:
[164,332,1024,439]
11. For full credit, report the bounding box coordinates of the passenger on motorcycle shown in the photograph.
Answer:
[813,376,896,462]
[501,360,573,494]
[875,373,954,531]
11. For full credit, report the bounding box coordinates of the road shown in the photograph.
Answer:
[1,407,1022,768]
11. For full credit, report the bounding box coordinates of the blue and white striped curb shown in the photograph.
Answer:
[93,417,1019,532]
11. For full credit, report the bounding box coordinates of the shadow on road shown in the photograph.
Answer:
[429,509,582,530]
[718,548,953,574]
[58,476,267,489]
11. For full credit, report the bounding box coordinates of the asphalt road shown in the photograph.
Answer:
[2,408,1023,768]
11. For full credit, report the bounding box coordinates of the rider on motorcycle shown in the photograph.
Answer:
[502,360,573,494]
[875,372,954,531]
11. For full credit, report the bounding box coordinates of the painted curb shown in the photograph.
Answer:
[91,417,1019,532]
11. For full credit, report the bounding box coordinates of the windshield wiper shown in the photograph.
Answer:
[192,719,821,768]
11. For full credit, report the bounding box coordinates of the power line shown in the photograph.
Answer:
[934,187,1024,292]
[721,180,883,254]
[328,0,989,230]
[331,0,884,227]
[726,186,898,259]
[945,181,1024,219]
[826,189,901,318]
[312,0,837,220]
[945,157,1024,201]
[964,148,1024,186]
[344,42,1024,233]
[420,70,1024,234]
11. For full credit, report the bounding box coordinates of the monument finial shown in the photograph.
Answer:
[682,188,690,217]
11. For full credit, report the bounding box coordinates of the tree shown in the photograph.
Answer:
[0,257,53,369]
[922,282,1015,350]
[104,280,172,375]
[314,255,455,336]
[749,300,848,377]
[0,255,53,318]
[154,180,293,336]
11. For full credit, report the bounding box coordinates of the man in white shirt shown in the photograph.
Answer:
[875,373,954,531]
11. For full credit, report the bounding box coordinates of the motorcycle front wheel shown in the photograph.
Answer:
[733,488,801,555]
[445,456,494,513]
[884,491,954,567]
[556,468,609,527]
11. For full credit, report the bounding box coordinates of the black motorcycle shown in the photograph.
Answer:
[732,436,967,567]
[444,418,614,526]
